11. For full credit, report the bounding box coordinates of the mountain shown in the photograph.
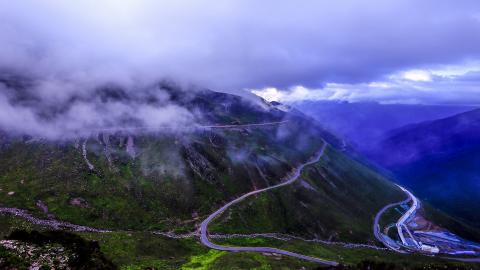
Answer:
[293,100,475,153]
[370,109,480,227]
[0,80,479,269]
[0,84,337,232]
[374,108,480,166]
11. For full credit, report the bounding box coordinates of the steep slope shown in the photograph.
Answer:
[0,83,338,232]
[0,81,478,268]
[210,145,406,244]
[375,108,480,167]
[372,108,480,227]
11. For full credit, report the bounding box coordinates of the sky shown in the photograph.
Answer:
[1,0,480,137]
[252,63,480,105]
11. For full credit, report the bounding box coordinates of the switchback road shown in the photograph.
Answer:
[199,143,339,266]
[396,185,421,248]
[373,194,411,253]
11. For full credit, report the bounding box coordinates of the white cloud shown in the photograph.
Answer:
[429,62,480,78]
[252,64,480,105]
[251,87,284,102]
[402,70,432,82]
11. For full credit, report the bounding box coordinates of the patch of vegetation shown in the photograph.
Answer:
[80,231,214,270]
[0,215,477,269]
[181,249,226,270]
[0,245,30,270]
[378,205,404,231]
[79,231,319,270]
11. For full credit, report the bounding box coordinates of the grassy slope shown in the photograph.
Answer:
[211,146,405,243]
[0,119,325,232]
[0,215,324,270]
[1,215,478,270]
[214,237,480,269]
[0,87,477,268]
[0,142,478,268]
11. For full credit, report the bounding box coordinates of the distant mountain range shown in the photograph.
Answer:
[0,78,479,268]
[373,108,480,227]
[374,108,480,166]
[296,101,480,228]
[294,100,475,153]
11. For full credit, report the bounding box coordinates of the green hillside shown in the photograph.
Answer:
[0,89,478,269]
[210,145,406,243]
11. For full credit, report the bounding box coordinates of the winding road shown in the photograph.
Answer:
[93,121,289,133]
[373,194,411,253]
[395,185,421,248]
[199,120,289,129]
[373,184,421,252]
[199,143,339,266]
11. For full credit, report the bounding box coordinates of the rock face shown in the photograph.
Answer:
[126,135,136,158]
[1,239,72,269]
[0,230,116,269]
[82,140,95,170]
[36,200,47,211]
[183,144,216,184]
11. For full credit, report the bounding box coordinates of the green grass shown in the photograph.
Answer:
[213,237,480,269]
[0,109,478,269]
[79,231,325,269]
[181,250,227,270]
[1,214,479,269]
[0,122,325,233]
[378,206,404,230]
[80,232,205,269]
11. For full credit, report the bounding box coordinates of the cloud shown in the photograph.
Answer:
[252,63,480,105]
[1,0,480,138]
[0,81,196,139]
[1,0,480,90]
[402,70,432,82]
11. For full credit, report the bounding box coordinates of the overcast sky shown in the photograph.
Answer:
[1,0,480,105]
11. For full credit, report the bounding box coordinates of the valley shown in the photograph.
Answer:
[1,1,480,268]
[0,87,478,269]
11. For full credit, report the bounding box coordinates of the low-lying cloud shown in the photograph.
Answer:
[0,80,195,139]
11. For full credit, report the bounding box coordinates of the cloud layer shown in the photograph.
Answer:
[0,79,196,139]
[252,63,480,105]
[1,0,480,138]
[2,0,480,90]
